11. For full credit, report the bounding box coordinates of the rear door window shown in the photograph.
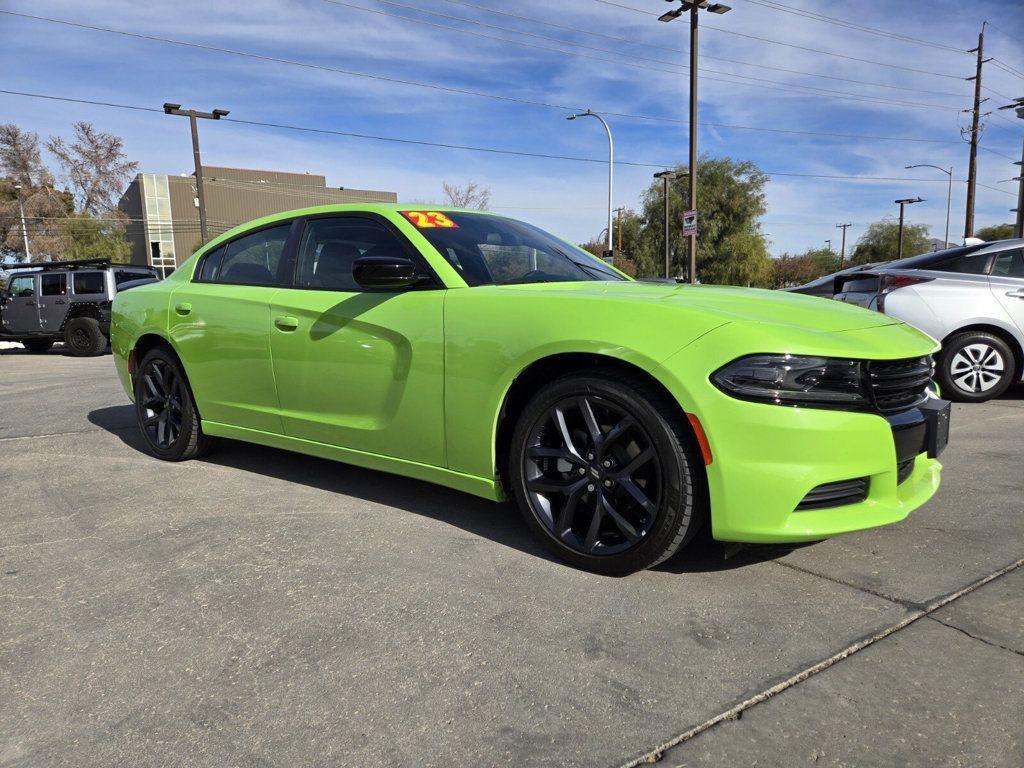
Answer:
[196,245,226,282]
[40,273,67,296]
[72,271,106,295]
[991,249,1024,278]
[218,225,291,286]
[927,252,993,274]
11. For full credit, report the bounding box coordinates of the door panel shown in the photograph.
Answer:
[989,249,1024,337]
[167,281,283,434]
[269,287,445,465]
[2,275,39,334]
[37,273,68,332]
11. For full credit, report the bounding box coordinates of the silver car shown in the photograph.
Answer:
[834,240,1024,402]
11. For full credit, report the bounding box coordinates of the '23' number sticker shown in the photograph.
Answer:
[401,211,459,229]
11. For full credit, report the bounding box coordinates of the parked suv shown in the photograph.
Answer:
[834,240,1024,402]
[0,259,158,356]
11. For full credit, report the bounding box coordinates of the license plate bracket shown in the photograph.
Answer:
[919,398,951,458]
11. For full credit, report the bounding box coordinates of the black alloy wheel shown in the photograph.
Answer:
[139,357,185,449]
[510,370,705,575]
[524,395,662,556]
[63,317,105,356]
[134,347,213,461]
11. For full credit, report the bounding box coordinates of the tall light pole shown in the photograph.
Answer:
[13,183,30,261]
[997,97,1024,239]
[653,170,677,278]
[568,110,613,260]
[836,223,851,268]
[163,103,229,244]
[659,0,732,284]
[895,197,924,260]
[825,239,832,252]
[905,164,953,247]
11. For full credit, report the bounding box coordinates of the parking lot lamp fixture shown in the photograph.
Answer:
[568,110,614,260]
[905,164,953,247]
[659,0,731,284]
[653,170,677,277]
[895,197,924,260]
[162,103,230,244]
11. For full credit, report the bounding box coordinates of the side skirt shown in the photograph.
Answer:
[201,420,506,502]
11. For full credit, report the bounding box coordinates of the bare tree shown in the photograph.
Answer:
[46,122,138,216]
[0,124,52,187]
[441,181,491,210]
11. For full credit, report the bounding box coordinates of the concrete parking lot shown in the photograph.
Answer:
[2,346,1022,767]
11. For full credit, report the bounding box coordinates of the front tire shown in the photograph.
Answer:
[508,370,705,575]
[22,339,54,353]
[134,347,213,461]
[64,317,106,357]
[938,331,1016,403]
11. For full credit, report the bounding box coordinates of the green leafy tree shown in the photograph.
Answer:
[850,220,930,265]
[771,247,841,288]
[607,157,772,285]
[975,223,1015,241]
[60,213,131,263]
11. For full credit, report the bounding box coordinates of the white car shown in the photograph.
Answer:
[834,240,1024,402]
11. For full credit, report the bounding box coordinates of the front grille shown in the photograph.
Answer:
[866,356,933,413]
[796,477,869,511]
[896,458,915,485]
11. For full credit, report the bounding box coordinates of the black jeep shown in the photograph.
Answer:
[0,259,158,356]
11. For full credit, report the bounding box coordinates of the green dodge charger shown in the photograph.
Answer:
[111,204,951,574]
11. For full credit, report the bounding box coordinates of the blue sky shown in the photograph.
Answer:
[1,0,1022,254]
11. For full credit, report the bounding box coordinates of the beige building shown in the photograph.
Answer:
[118,166,397,273]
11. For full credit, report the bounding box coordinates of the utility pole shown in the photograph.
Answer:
[895,197,924,260]
[836,223,851,268]
[659,0,732,284]
[163,103,230,244]
[998,97,1024,238]
[14,183,30,261]
[653,170,677,278]
[613,206,625,261]
[964,23,989,240]
[825,239,832,252]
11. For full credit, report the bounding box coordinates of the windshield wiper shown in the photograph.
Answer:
[551,247,618,280]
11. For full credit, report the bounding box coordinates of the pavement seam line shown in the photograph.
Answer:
[617,555,1024,768]
[925,615,1024,658]
[0,426,135,442]
[768,558,912,607]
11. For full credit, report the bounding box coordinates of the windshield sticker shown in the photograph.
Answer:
[401,211,459,229]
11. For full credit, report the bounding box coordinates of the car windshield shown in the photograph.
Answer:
[406,211,625,286]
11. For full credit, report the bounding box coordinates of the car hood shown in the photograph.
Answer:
[501,281,900,333]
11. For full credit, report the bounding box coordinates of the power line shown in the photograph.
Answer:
[991,58,1024,81]
[427,0,970,99]
[730,0,967,53]
[0,87,986,185]
[318,0,963,111]
[590,0,968,81]
[0,14,978,138]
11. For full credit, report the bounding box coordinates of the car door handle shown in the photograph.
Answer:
[174,302,192,315]
[55,299,66,305]
[1006,289,1024,299]
[26,300,36,306]
[274,315,299,331]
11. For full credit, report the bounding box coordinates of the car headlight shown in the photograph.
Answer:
[712,354,869,408]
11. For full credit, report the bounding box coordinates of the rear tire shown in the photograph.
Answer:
[134,347,214,461]
[508,369,706,576]
[22,339,54,353]
[64,317,106,357]
[937,331,1016,403]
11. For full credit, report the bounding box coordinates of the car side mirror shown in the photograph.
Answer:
[352,256,426,290]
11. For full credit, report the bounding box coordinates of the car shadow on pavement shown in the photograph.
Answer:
[89,404,817,574]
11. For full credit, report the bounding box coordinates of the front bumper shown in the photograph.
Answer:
[653,323,944,544]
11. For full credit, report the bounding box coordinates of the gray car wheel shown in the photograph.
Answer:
[938,331,1016,403]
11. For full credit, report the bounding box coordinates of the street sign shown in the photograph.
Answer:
[683,209,698,236]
